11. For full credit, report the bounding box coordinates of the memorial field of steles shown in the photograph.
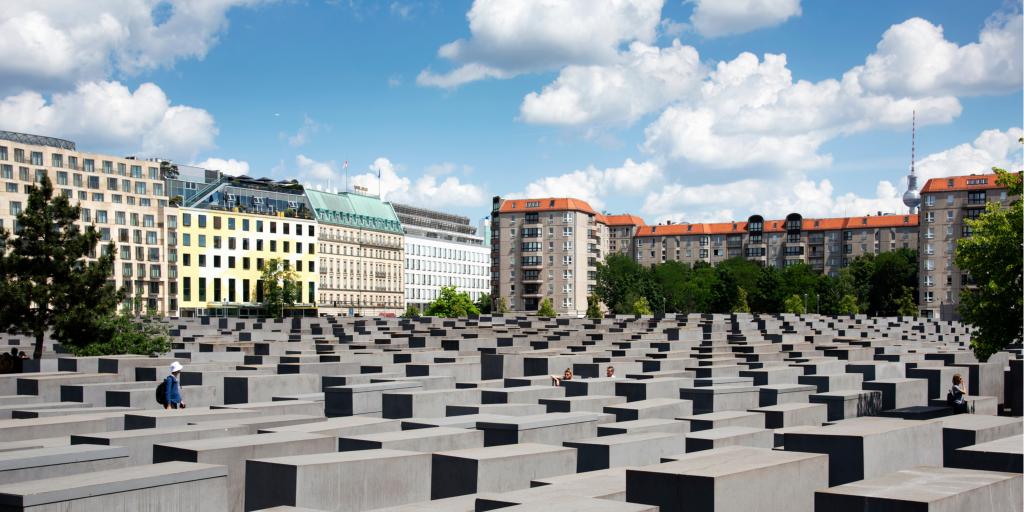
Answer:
[0,313,1020,511]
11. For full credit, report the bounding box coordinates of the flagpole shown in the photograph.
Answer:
[344,160,349,194]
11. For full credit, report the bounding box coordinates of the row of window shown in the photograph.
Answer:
[181,254,313,273]
[405,274,487,289]
[181,276,316,304]
[181,213,314,236]
[0,146,160,179]
[923,190,1007,206]
[180,233,314,255]
[404,258,487,275]
[405,242,488,263]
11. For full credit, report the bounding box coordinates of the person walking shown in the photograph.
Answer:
[164,361,186,410]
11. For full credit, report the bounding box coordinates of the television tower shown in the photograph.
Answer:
[902,110,921,214]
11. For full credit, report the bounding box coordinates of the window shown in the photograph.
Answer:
[198,278,207,302]
[925,195,935,206]
[182,234,191,247]
[182,213,191,227]
[925,211,934,222]
[967,191,986,205]
[198,215,207,228]
[562,255,572,265]
[521,242,541,252]
[563,227,573,236]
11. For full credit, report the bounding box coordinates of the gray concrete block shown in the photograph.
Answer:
[339,426,484,452]
[758,384,817,406]
[0,444,129,484]
[626,446,828,512]
[71,424,248,464]
[809,390,883,422]
[947,434,1023,473]
[539,395,626,414]
[597,418,689,436]
[938,415,1023,465]
[604,398,692,422]
[563,432,685,472]
[679,386,758,415]
[476,412,598,446]
[325,381,422,417]
[683,426,773,452]
[431,443,576,499]
[225,374,320,405]
[750,403,827,429]
[815,466,1022,511]
[862,377,929,410]
[245,450,431,512]
[679,410,764,432]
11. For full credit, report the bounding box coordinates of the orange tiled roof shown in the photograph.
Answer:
[498,197,598,215]
[921,172,1015,193]
[635,214,918,237]
[603,214,647,226]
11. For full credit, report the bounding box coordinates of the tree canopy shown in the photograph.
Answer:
[424,286,480,318]
[0,177,124,358]
[955,168,1022,360]
[260,258,299,319]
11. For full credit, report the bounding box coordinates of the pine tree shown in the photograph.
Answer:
[0,177,123,359]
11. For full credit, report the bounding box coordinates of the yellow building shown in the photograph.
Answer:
[177,206,318,317]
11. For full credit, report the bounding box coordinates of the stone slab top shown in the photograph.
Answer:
[0,411,127,428]
[642,445,826,477]
[758,384,818,392]
[362,494,481,512]
[751,403,826,413]
[155,431,329,451]
[0,444,128,471]
[250,448,425,467]
[434,442,575,460]
[400,414,511,429]
[564,432,684,447]
[531,465,631,486]
[679,410,762,421]
[817,466,1020,502]
[608,398,689,409]
[325,381,423,393]
[679,386,758,394]
[477,412,600,430]
[599,418,685,428]
[341,426,477,442]
[810,389,881,399]
[0,461,227,507]
[684,426,767,440]
[956,434,1023,455]
[937,414,1024,431]
[213,400,320,409]
[796,417,935,437]
[72,423,246,441]
[124,407,258,420]
[539,395,624,403]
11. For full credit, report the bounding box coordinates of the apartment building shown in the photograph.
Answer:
[918,172,1015,320]
[308,189,404,317]
[393,202,489,311]
[605,214,645,255]
[175,175,318,317]
[0,131,172,313]
[490,196,609,315]
[633,213,919,276]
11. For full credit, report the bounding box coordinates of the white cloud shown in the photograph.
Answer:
[282,115,322,147]
[350,158,489,208]
[510,159,662,210]
[0,80,217,160]
[295,154,339,183]
[639,51,961,173]
[519,40,704,126]
[689,0,802,38]
[916,127,1023,182]
[192,157,250,176]
[852,13,1022,97]
[0,0,270,93]
[417,0,665,88]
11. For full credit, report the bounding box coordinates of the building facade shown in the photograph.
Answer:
[490,197,608,315]
[393,203,489,311]
[633,213,919,277]
[307,189,404,317]
[918,173,1015,320]
[0,131,172,314]
[175,175,319,317]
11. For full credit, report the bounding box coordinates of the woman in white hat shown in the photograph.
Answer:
[164,361,186,409]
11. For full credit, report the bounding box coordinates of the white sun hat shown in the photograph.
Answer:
[169,361,183,373]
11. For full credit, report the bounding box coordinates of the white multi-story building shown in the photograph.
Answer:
[394,203,490,311]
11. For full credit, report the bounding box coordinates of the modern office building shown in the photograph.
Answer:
[0,131,173,314]
[632,213,919,276]
[308,189,405,317]
[175,175,319,317]
[394,202,489,311]
[917,172,1016,320]
[490,196,609,315]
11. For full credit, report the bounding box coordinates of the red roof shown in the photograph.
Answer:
[498,198,598,216]
[635,215,918,238]
[603,214,646,227]
[921,172,1015,193]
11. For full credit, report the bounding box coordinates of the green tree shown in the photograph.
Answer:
[678,264,720,313]
[651,260,689,313]
[717,258,763,298]
[632,296,652,315]
[475,293,492,314]
[69,312,170,356]
[0,177,124,359]
[732,287,751,313]
[784,294,806,314]
[495,296,510,314]
[260,258,299,319]
[867,249,918,316]
[955,168,1022,360]
[425,286,480,318]
[750,266,785,313]
[537,297,557,317]
[837,294,860,315]
[585,294,603,319]
[596,253,655,314]
[401,304,421,318]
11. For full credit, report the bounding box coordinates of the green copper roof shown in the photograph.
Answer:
[305,189,403,234]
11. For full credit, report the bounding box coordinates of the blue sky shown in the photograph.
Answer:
[1,0,1020,222]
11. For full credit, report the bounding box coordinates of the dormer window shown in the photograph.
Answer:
[947,179,955,188]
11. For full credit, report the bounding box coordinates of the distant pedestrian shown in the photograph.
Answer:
[947,373,968,414]
[551,367,573,387]
[163,361,186,410]
[606,366,616,378]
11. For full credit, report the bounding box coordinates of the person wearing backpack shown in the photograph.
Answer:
[158,361,186,410]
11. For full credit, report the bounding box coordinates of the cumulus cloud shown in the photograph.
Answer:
[349,158,489,208]
[689,0,802,38]
[0,0,269,94]
[417,0,664,88]
[852,13,1022,97]
[282,115,322,147]
[192,157,251,176]
[0,80,217,161]
[520,40,704,126]
[509,159,662,210]
[915,127,1023,182]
